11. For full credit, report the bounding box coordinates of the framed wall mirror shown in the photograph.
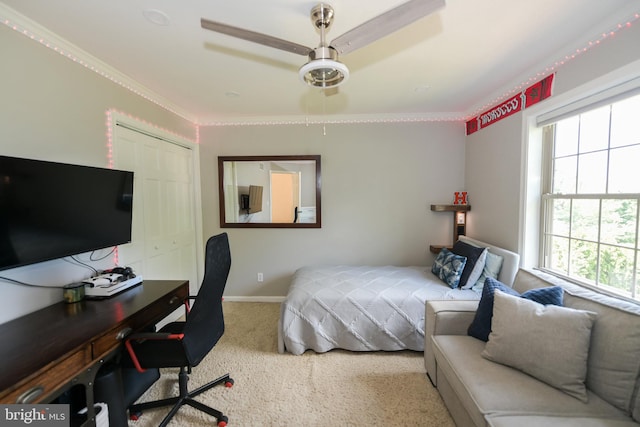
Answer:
[218,155,321,228]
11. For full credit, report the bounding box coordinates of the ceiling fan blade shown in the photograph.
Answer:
[329,0,445,56]
[201,18,312,56]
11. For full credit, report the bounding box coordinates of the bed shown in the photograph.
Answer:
[278,236,520,355]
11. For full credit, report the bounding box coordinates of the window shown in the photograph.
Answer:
[541,93,640,299]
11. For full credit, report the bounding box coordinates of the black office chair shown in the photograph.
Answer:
[124,233,233,427]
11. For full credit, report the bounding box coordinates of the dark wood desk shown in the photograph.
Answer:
[0,280,188,421]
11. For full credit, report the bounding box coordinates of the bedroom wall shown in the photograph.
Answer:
[0,24,196,323]
[464,21,640,255]
[5,9,637,318]
[199,122,466,298]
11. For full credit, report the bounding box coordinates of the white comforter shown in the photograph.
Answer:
[278,265,480,355]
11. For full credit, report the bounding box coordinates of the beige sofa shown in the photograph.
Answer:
[425,268,640,426]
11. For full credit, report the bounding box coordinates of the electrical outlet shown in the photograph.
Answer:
[257,272,263,282]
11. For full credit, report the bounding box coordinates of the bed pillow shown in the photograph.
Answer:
[452,240,488,289]
[467,277,564,341]
[431,248,467,289]
[482,291,597,402]
[472,251,504,292]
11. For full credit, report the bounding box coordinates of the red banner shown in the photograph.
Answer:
[466,74,554,135]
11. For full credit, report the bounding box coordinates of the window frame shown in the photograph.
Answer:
[536,91,640,300]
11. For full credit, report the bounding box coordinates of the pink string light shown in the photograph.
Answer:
[467,12,640,120]
[3,10,639,126]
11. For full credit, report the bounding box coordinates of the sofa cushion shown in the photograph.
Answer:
[424,300,480,386]
[515,269,640,419]
[467,277,564,341]
[451,240,488,289]
[482,291,597,402]
[486,414,640,427]
[431,248,467,288]
[432,335,630,426]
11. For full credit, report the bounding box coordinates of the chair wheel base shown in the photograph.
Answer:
[218,415,229,427]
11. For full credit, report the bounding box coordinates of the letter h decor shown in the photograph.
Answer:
[454,192,468,205]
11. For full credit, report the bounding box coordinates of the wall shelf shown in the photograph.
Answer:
[430,204,471,254]
[430,204,471,212]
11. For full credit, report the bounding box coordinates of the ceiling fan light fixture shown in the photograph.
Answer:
[299,59,349,88]
[202,0,446,90]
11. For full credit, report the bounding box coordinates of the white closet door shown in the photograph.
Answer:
[113,125,198,293]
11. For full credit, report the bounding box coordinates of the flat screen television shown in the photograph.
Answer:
[0,155,134,272]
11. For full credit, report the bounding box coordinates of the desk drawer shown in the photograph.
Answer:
[0,280,188,406]
[91,285,187,359]
[92,324,135,360]
[1,347,91,404]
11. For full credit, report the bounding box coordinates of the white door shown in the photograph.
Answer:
[270,171,300,223]
[113,124,199,294]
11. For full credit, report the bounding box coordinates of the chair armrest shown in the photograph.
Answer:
[125,332,184,373]
[424,300,479,386]
[183,296,196,314]
[126,332,181,341]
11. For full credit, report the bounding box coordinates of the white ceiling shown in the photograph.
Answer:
[2,0,639,125]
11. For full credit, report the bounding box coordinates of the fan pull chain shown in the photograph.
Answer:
[322,87,327,136]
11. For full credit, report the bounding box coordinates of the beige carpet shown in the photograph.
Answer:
[128,302,455,427]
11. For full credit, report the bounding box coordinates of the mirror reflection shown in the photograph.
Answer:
[218,155,321,228]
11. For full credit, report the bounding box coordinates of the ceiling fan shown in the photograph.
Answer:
[201,0,445,89]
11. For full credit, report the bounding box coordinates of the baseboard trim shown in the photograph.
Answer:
[223,296,285,303]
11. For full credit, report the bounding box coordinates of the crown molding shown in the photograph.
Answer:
[465,8,640,118]
[0,3,468,128]
[0,3,198,124]
[198,111,466,127]
[4,3,638,129]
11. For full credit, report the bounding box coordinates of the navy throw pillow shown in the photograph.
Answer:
[452,240,487,289]
[521,285,564,306]
[467,278,519,341]
[467,277,564,342]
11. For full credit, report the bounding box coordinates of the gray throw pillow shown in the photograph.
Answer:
[472,251,504,291]
[481,291,597,402]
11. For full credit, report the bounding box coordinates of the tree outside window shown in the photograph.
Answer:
[542,93,640,299]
